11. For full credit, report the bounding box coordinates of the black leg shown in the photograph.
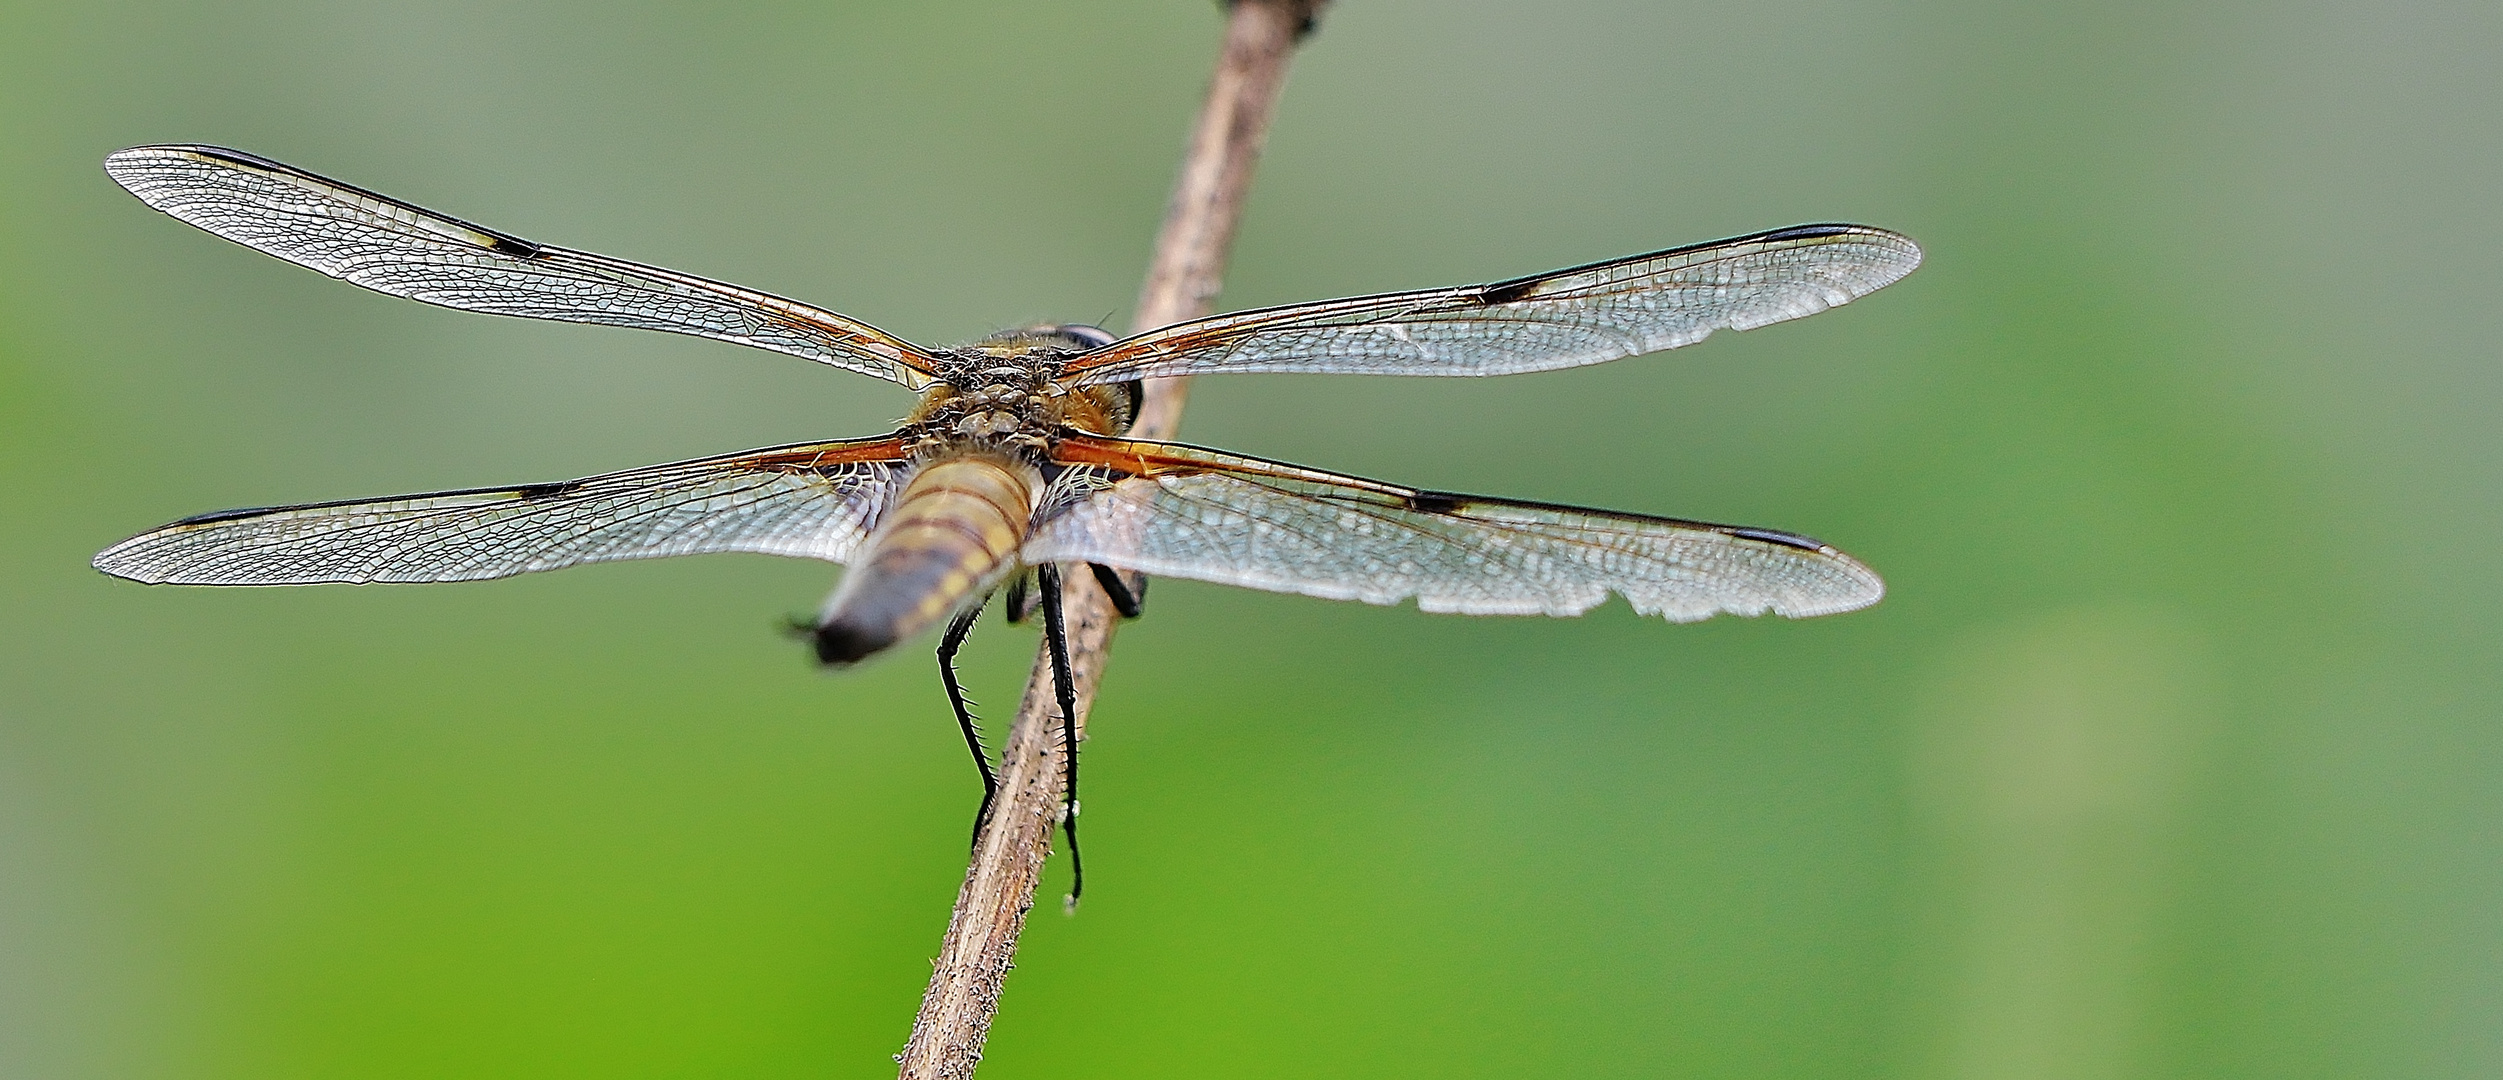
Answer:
[1003,569,1035,625]
[937,597,997,848]
[1089,563,1147,619]
[1035,563,1085,907]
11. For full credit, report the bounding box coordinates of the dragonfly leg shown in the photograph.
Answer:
[1036,563,1085,908]
[1088,563,1147,619]
[937,597,997,849]
[1003,569,1036,625]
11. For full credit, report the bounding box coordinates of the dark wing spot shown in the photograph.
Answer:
[1405,491,1468,515]
[1727,526,1830,552]
[1755,223,1862,244]
[512,480,584,500]
[486,233,544,259]
[157,479,591,529]
[172,505,288,526]
[1475,277,1543,306]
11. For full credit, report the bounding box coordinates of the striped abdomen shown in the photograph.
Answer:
[813,457,1037,665]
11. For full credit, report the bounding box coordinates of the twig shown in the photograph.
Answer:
[893,4,1327,1077]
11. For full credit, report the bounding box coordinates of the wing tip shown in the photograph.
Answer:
[1699,526,1887,620]
[1775,555,1886,619]
[92,542,170,585]
[1780,222,1925,288]
[104,144,265,183]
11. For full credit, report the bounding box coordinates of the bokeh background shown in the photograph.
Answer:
[4,2,2497,1077]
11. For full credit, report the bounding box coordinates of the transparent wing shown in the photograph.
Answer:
[94,436,911,585]
[1030,437,1881,621]
[1057,224,1920,385]
[105,145,939,386]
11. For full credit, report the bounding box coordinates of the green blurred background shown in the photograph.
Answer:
[4,1,2497,1077]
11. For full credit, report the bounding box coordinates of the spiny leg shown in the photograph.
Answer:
[936,596,996,849]
[1035,563,1085,907]
[1089,563,1147,619]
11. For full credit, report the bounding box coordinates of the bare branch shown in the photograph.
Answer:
[895,4,1327,1077]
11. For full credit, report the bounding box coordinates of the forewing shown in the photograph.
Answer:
[1058,224,1920,385]
[94,437,911,585]
[1031,437,1882,621]
[105,145,939,386]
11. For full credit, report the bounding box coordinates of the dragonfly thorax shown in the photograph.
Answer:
[904,324,1136,458]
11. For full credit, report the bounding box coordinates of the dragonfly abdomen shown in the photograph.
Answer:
[813,456,1037,665]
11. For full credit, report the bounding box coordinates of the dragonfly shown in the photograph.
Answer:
[93,145,1921,897]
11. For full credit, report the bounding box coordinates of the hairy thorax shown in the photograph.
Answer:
[900,326,1137,463]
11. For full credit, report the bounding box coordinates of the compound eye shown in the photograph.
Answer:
[1042,323,1117,350]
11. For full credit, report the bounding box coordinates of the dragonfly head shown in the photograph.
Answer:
[1034,323,1115,350]
[964,323,1113,355]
